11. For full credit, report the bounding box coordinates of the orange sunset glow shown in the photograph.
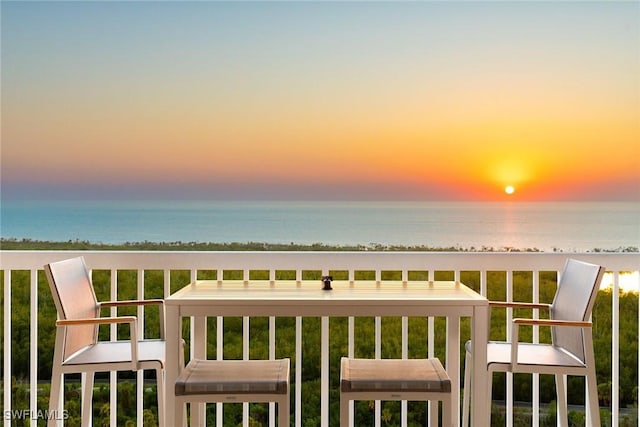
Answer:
[1,1,638,201]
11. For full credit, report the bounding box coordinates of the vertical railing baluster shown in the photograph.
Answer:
[401,269,409,427]
[637,270,640,426]
[163,269,171,299]
[217,307,224,427]
[506,270,513,427]
[137,270,144,426]
[320,269,330,427]
[477,269,488,427]
[348,269,355,425]
[3,270,11,427]
[480,269,487,297]
[30,269,38,427]
[243,270,250,427]
[110,269,118,427]
[269,312,276,427]
[374,268,382,427]
[532,269,540,427]
[215,268,224,427]
[611,271,620,427]
[269,269,276,427]
[190,268,198,361]
[164,269,172,426]
[375,315,382,353]
[296,269,303,427]
[427,269,435,358]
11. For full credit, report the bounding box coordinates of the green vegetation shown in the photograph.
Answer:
[1,240,637,426]
[0,237,539,252]
[3,237,638,252]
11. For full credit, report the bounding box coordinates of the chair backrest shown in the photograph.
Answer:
[550,258,605,363]
[45,256,100,359]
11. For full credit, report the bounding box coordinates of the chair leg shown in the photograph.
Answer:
[584,333,601,427]
[48,369,63,427]
[486,371,493,426]
[340,395,349,427]
[586,368,601,427]
[555,374,569,427]
[156,368,165,427]
[81,372,94,427]
[462,351,471,427]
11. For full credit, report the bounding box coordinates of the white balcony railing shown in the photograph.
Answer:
[2,251,639,427]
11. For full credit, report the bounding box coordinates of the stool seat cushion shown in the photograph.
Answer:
[176,359,290,396]
[340,357,451,393]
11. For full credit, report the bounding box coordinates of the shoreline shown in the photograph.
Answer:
[1,237,637,253]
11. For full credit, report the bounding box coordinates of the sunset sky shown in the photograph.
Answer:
[1,1,638,201]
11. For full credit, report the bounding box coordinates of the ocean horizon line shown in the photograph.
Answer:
[4,198,640,204]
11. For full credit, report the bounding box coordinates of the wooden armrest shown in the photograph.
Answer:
[99,299,165,339]
[489,301,550,310]
[56,316,137,326]
[513,318,591,328]
[100,299,164,307]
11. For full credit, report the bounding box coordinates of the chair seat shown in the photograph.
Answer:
[175,359,290,396]
[466,340,587,371]
[340,358,451,393]
[64,340,165,367]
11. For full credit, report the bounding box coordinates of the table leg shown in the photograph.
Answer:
[321,316,329,427]
[165,305,180,427]
[447,316,461,427]
[471,305,489,426]
[192,316,207,427]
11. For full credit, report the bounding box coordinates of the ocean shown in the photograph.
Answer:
[1,200,639,252]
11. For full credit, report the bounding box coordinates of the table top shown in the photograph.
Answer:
[166,280,487,315]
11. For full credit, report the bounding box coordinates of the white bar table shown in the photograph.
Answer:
[165,280,489,426]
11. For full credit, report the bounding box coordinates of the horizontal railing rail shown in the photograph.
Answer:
[2,251,639,427]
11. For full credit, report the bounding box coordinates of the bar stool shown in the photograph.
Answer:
[340,357,452,427]
[175,358,290,427]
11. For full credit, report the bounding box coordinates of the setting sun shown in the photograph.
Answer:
[505,185,515,195]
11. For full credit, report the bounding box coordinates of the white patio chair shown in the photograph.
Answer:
[462,258,605,427]
[340,357,452,427]
[174,358,290,427]
[45,256,168,427]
